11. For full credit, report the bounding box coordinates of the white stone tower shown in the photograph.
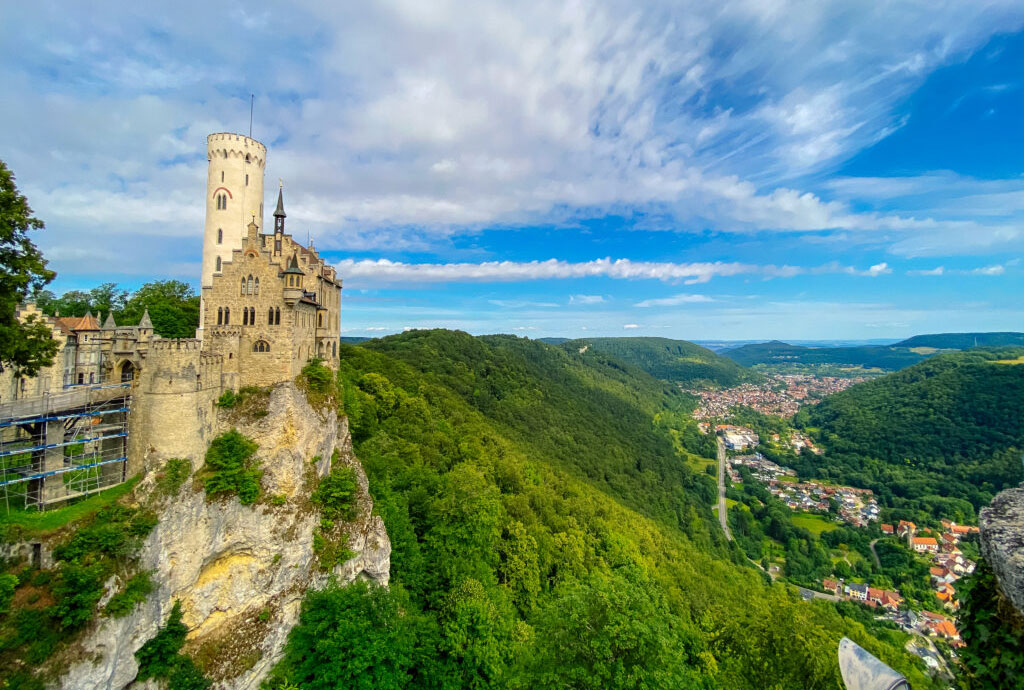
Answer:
[198,133,266,339]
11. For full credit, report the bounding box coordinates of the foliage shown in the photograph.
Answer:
[104,571,155,617]
[35,280,200,338]
[0,159,58,376]
[216,386,270,419]
[956,559,1024,688]
[200,430,262,505]
[567,336,761,387]
[895,332,1024,349]
[156,459,192,499]
[268,331,938,690]
[794,347,1024,515]
[0,574,17,614]
[312,465,358,521]
[0,476,139,540]
[298,358,338,408]
[135,600,211,689]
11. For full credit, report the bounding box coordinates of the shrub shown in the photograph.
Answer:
[311,466,358,521]
[217,387,270,419]
[298,359,338,408]
[215,390,238,408]
[201,430,261,505]
[0,573,18,614]
[136,600,211,689]
[156,458,192,498]
[105,571,154,617]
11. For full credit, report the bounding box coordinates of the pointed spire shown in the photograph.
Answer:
[102,312,117,330]
[284,253,304,274]
[138,308,153,329]
[274,184,286,218]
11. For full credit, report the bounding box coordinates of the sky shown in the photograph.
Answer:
[1,1,1022,340]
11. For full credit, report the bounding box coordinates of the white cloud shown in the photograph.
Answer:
[635,294,715,307]
[907,264,1006,276]
[970,264,1005,276]
[623,324,640,329]
[908,266,945,276]
[569,294,605,304]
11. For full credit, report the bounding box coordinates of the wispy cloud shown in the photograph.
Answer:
[569,294,606,305]
[907,264,1006,276]
[635,294,716,307]
[623,324,640,329]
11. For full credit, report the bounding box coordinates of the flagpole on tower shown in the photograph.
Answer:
[249,94,254,138]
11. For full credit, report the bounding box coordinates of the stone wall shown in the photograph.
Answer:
[979,486,1024,615]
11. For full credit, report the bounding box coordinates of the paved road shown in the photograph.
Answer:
[716,436,732,541]
[797,586,841,602]
[869,538,882,569]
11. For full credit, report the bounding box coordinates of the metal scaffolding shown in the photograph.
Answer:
[0,383,131,513]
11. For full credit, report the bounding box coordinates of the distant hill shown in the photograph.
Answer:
[537,337,570,345]
[894,332,1024,349]
[793,347,1024,516]
[564,336,760,387]
[723,341,927,370]
[339,336,372,344]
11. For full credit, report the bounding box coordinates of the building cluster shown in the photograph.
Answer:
[886,520,977,613]
[727,453,795,484]
[687,374,865,420]
[715,424,759,450]
[771,478,878,527]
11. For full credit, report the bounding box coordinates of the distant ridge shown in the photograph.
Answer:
[893,332,1024,349]
[722,340,924,370]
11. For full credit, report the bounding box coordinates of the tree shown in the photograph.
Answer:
[0,160,57,376]
[118,280,199,338]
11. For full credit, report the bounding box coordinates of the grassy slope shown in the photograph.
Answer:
[565,336,761,387]
[333,331,936,689]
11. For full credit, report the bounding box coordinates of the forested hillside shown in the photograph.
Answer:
[266,331,937,689]
[723,341,926,370]
[894,332,1024,349]
[794,348,1024,519]
[565,336,760,387]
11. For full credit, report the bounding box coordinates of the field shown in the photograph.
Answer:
[790,512,840,535]
[995,355,1024,365]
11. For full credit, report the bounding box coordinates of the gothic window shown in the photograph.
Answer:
[242,309,247,326]
[245,174,249,186]
[221,171,224,182]
[275,307,281,325]
[250,307,256,324]
[215,256,222,272]
[268,307,274,325]
[240,277,246,296]
[217,307,223,325]
[247,276,254,295]
[254,278,259,295]
[217,228,223,244]
[253,340,270,353]
[224,307,230,324]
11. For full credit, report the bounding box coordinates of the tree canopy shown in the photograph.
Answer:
[0,160,57,376]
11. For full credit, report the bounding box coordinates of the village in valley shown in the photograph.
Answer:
[695,373,979,669]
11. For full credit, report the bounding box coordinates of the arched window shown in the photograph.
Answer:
[318,313,323,328]
[275,307,281,325]
[254,278,259,295]
[224,307,230,324]
[240,277,246,296]
[333,342,337,358]
[253,340,270,353]
[221,171,224,182]
[247,276,254,295]
[215,256,221,272]
[268,307,274,324]
[245,174,249,186]
[217,228,223,244]
[217,307,223,325]
[250,307,256,324]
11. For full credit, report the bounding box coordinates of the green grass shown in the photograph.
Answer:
[790,512,840,536]
[776,475,798,483]
[0,476,139,537]
[994,355,1024,365]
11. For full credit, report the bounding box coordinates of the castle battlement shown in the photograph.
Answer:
[149,338,203,352]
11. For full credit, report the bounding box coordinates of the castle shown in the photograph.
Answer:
[0,133,344,508]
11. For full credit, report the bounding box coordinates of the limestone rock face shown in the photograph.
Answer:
[979,487,1024,614]
[57,383,390,690]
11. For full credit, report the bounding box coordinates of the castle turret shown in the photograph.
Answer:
[198,133,267,341]
[283,254,304,305]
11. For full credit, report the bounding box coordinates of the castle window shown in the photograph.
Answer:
[333,342,337,358]
[215,256,222,272]
[318,313,323,328]
[268,307,274,324]
[217,228,223,244]
[275,307,281,325]
[247,276,254,295]
[217,307,223,325]
[224,307,230,324]
[253,340,270,353]
[221,171,224,182]
[240,277,246,296]
[254,278,259,295]
[245,174,249,186]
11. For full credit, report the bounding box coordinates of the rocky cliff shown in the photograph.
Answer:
[56,382,390,690]
[979,486,1024,615]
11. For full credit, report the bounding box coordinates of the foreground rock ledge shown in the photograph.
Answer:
[979,486,1024,614]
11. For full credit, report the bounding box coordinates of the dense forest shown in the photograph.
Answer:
[723,341,927,370]
[563,336,761,387]
[793,348,1024,520]
[265,331,938,689]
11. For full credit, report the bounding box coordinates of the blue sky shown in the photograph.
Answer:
[1,1,1022,340]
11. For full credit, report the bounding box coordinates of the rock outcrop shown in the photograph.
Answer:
[979,486,1024,615]
[56,382,390,690]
